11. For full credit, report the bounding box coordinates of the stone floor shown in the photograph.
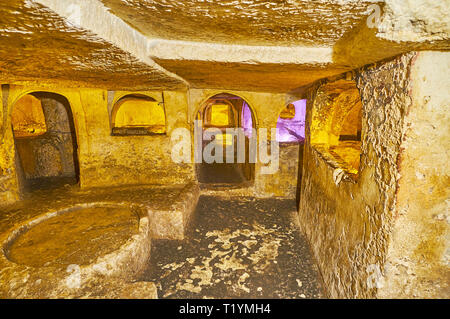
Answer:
[143,196,324,299]
[0,183,323,299]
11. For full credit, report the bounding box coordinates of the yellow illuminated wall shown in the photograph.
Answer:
[214,133,233,146]
[112,95,166,133]
[208,103,230,127]
[279,103,295,119]
[340,105,362,137]
[12,94,47,138]
[310,80,362,175]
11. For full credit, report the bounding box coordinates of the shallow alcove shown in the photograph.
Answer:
[111,94,166,136]
[276,99,306,143]
[11,92,80,192]
[195,93,256,185]
[310,80,362,178]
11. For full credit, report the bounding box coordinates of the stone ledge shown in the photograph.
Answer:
[0,202,153,298]
[148,182,200,240]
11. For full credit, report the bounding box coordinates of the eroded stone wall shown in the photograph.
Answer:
[0,87,20,205]
[299,53,416,298]
[77,89,194,188]
[379,51,450,298]
[188,89,300,197]
[1,86,299,203]
[0,86,196,202]
[300,51,449,298]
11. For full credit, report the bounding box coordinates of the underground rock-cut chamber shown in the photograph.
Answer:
[11,92,80,192]
[5,205,140,268]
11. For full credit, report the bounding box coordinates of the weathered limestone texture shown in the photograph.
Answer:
[4,1,448,95]
[0,86,195,201]
[379,52,450,298]
[261,143,300,198]
[299,53,417,298]
[0,85,301,205]
[14,94,78,180]
[147,196,323,298]
[0,88,20,205]
[77,89,194,188]
[379,0,450,43]
[0,184,200,298]
[148,182,200,240]
[0,1,185,90]
[100,0,376,47]
[0,202,153,298]
[310,79,362,177]
[332,1,449,71]
[151,47,347,93]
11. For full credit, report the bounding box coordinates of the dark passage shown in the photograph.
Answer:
[196,163,245,184]
[143,196,323,298]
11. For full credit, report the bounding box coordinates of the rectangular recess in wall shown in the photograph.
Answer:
[310,79,362,178]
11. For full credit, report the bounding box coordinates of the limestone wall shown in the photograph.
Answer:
[299,53,416,298]
[14,94,78,180]
[379,52,450,298]
[299,51,449,298]
[0,86,299,203]
[0,87,20,205]
[0,86,195,202]
[262,143,301,199]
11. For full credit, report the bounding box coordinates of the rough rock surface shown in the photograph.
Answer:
[0,184,198,298]
[100,0,375,46]
[299,53,416,298]
[144,196,323,298]
[0,0,185,90]
[378,51,450,298]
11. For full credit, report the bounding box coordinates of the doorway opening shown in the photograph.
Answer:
[276,99,307,205]
[195,93,256,185]
[311,80,362,178]
[12,92,80,192]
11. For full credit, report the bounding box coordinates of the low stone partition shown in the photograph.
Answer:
[148,182,200,239]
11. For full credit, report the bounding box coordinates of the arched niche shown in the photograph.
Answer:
[276,99,307,144]
[11,91,80,191]
[111,94,166,136]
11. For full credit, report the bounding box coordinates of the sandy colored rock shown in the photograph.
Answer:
[0,0,448,300]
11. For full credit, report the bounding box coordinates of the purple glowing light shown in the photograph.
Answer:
[241,101,253,138]
[276,99,306,143]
